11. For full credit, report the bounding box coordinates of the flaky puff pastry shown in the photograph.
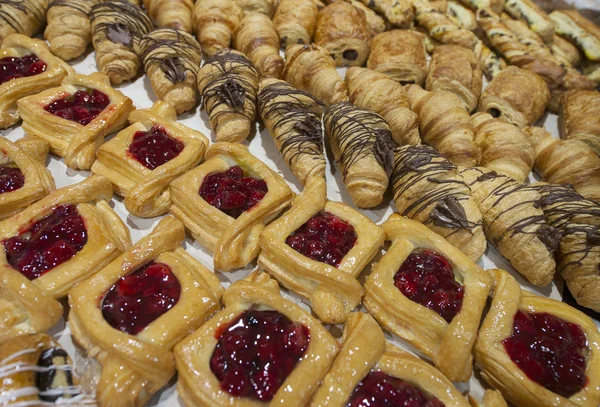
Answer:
[559,89,600,157]
[234,0,276,15]
[447,0,477,31]
[17,73,134,170]
[284,44,349,107]
[175,271,339,407]
[475,269,600,407]
[144,0,193,32]
[391,145,486,261]
[364,214,492,382]
[471,112,534,182]
[526,125,600,204]
[273,0,318,48]
[0,35,72,129]
[503,0,555,44]
[170,143,293,272]
[258,178,384,323]
[192,0,243,57]
[477,66,550,128]
[552,33,583,67]
[258,77,326,185]
[69,216,222,407]
[479,42,507,81]
[233,12,283,78]
[348,0,387,38]
[0,0,46,42]
[457,0,503,13]
[550,10,600,62]
[345,67,420,146]
[357,0,413,28]
[198,49,259,143]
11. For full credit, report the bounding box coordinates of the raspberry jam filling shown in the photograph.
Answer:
[502,310,588,397]
[393,249,464,323]
[45,89,110,125]
[0,166,24,193]
[285,212,357,268]
[0,54,47,85]
[199,166,268,219]
[127,124,184,170]
[347,371,445,407]
[209,309,310,401]
[101,261,181,335]
[3,204,87,280]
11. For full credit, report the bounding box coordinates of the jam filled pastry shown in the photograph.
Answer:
[174,271,339,407]
[357,0,413,28]
[345,67,420,146]
[0,334,96,405]
[559,89,600,156]
[192,0,243,57]
[348,0,386,38]
[257,77,325,185]
[461,167,558,286]
[550,10,600,62]
[0,175,131,299]
[197,49,259,143]
[272,0,318,48]
[170,143,293,272]
[259,177,384,323]
[475,268,600,407]
[0,0,46,42]
[391,145,486,261]
[324,102,394,209]
[91,101,208,218]
[283,44,349,107]
[364,214,492,382]
[0,34,73,129]
[457,0,503,13]
[69,216,223,407]
[17,73,134,171]
[143,0,194,32]
[503,0,555,44]
[89,0,153,85]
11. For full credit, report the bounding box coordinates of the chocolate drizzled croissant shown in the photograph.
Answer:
[143,0,193,32]
[0,0,46,42]
[192,0,243,57]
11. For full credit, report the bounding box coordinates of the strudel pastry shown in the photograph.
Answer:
[503,0,555,44]
[479,42,507,81]
[0,0,46,42]
[414,0,480,50]
[144,0,194,32]
[273,0,318,48]
[357,0,413,28]
[550,10,600,62]
[192,0,244,57]
[559,89,600,156]
[458,0,503,13]
[552,33,583,67]
[447,0,477,31]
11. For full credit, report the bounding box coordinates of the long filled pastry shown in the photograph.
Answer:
[559,89,600,157]
[502,0,555,44]
[552,33,582,67]
[192,0,244,57]
[447,0,477,31]
[357,0,413,28]
[550,9,600,62]
[273,0,318,48]
[458,0,503,13]
[479,42,507,80]
[143,0,193,32]
[0,0,46,42]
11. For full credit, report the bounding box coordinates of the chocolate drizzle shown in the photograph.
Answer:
[90,0,152,46]
[36,347,77,402]
[0,0,46,36]
[161,57,186,83]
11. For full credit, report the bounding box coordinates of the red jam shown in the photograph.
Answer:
[199,166,268,219]
[209,309,310,401]
[101,262,181,335]
[127,124,184,170]
[0,166,24,193]
[503,310,588,397]
[393,250,463,323]
[347,371,445,407]
[285,212,357,268]
[45,89,110,125]
[3,205,87,280]
[0,55,47,85]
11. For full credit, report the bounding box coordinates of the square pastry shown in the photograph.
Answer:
[170,142,294,271]
[92,101,209,218]
[258,177,384,324]
[69,216,223,407]
[0,174,131,299]
[17,72,134,170]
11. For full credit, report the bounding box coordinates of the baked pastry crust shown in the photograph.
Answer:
[475,268,600,407]
[144,0,194,32]
[91,101,208,218]
[559,89,600,156]
[174,271,339,407]
[479,43,507,81]
[447,0,477,31]
[552,33,582,67]
[170,142,294,272]
[192,0,244,57]
[0,34,73,129]
[357,0,413,28]
[457,0,503,13]
[273,0,318,48]
[17,73,134,170]
[414,0,480,50]
[503,0,555,44]
[364,214,493,382]
[69,216,222,407]
[550,10,600,62]
[348,0,386,38]
[0,0,46,42]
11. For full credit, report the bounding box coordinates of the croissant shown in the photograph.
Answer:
[345,67,420,146]
[233,12,283,78]
[272,0,318,48]
[502,0,555,45]
[143,0,193,32]
[283,44,349,107]
[233,0,276,15]
[324,102,394,208]
[0,0,46,42]
[391,144,486,261]
[559,89,600,156]
[258,78,326,185]
[192,0,244,57]
[197,49,258,143]
[357,0,413,28]
[349,0,386,37]
[461,167,558,286]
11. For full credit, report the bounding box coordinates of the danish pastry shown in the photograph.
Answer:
[192,0,244,57]
[0,0,46,42]
[144,0,194,32]
[550,9,600,62]
[503,0,555,44]
[357,0,413,28]
[559,89,600,156]
[414,0,480,50]
[272,0,318,48]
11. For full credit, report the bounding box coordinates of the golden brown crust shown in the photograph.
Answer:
[414,0,480,50]
[0,0,46,42]
[457,0,503,14]
[502,0,555,44]
[143,0,193,32]
[479,43,507,81]
[559,89,600,157]
[192,0,244,57]
[233,0,276,15]
[447,0,477,31]
[550,10,600,62]
[552,33,582,67]
[348,0,387,37]
[358,0,414,28]
[273,0,318,47]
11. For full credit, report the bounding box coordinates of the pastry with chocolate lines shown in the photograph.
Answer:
[0,0,46,42]
[273,0,318,48]
[550,9,600,62]
[503,0,555,44]
[144,0,193,32]
[559,89,600,157]
[357,0,413,28]
[192,0,243,57]
[233,12,283,78]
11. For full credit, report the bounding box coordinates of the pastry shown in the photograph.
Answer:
[314,1,371,67]
[197,48,259,143]
[273,0,318,48]
[348,0,387,38]
[357,0,413,28]
[257,77,326,185]
[174,271,339,406]
[447,1,477,31]
[144,0,194,32]
[90,0,153,85]
[559,89,600,156]
[457,0,503,13]
[550,10,600,62]
[170,142,293,272]
[258,177,384,323]
[345,66,420,146]
[503,0,555,44]
[366,30,428,85]
[474,268,600,407]
[552,33,582,67]
[192,0,244,57]
[406,84,478,168]
[0,175,131,299]
[69,216,223,407]
[471,112,535,182]
[583,60,600,83]
[233,12,283,78]
[234,0,276,15]
[324,101,393,208]
[0,0,46,42]
[477,66,551,128]
[364,214,492,382]
[17,73,134,170]
[0,34,72,129]
[479,43,507,80]
[284,43,349,107]
[426,44,483,112]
